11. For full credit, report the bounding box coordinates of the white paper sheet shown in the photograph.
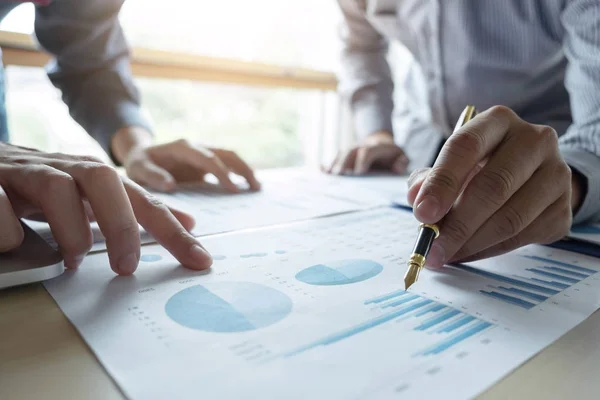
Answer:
[152,169,388,237]
[44,207,600,399]
[26,168,403,252]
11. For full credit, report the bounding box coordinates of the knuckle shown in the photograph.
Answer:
[442,219,472,245]
[426,167,461,194]
[77,155,104,164]
[492,204,527,238]
[472,167,515,206]
[142,192,169,213]
[534,125,559,149]
[487,105,514,120]
[82,162,118,181]
[449,128,486,156]
[40,171,76,195]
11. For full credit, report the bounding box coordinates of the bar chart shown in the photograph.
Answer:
[283,290,494,358]
[453,255,598,310]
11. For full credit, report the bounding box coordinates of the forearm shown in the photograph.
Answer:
[337,0,395,141]
[34,0,152,163]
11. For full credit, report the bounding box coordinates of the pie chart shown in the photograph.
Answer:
[165,282,293,333]
[295,259,383,286]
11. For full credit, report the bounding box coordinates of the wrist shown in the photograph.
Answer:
[362,130,394,146]
[111,126,153,164]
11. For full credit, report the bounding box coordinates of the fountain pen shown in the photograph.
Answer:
[404,105,477,290]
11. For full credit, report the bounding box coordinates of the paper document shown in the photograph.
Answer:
[316,171,410,207]
[25,169,397,252]
[152,169,391,236]
[44,208,600,399]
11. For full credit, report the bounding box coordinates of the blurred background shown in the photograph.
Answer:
[0,0,413,169]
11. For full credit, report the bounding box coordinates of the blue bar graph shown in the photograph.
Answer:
[415,310,460,331]
[284,299,433,357]
[542,267,589,279]
[364,289,407,305]
[421,321,493,356]
[495,286,548,302]
[523,256,597,275]
[381,294,420,309]
[522,277,568,290]
[453,264,559,295]
[439,316,476,333]
[415,304,446,317]
[526,268,579,284]
[480,291,536,309]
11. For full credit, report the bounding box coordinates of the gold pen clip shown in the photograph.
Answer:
[453,105,477,132]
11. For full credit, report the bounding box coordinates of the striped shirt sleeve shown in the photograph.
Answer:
[559,0,600,223]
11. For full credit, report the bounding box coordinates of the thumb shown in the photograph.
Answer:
[130,160,176,192]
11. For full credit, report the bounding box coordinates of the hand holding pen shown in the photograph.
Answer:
[404,105,581,288]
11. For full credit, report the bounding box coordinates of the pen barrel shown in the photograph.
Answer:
[411,225,437,257]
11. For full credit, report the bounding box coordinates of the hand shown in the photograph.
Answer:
[0,142,213,275]
[112,127,260,192]
[326,131,409,175]
[406,106,576,268]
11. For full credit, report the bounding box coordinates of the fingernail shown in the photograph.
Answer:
[191,244,213,269]
[426,243,446,269]
[64,255,84,269]
[416,195,441,221]
[161,178,176,191]
[118,253,139,275]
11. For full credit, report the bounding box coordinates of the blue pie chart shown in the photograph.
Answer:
[165,282,292,333]
[295,259,383,286]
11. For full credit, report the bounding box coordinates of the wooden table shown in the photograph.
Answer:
[1,283,599,400]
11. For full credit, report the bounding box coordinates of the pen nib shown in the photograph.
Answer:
[404,262,421,290]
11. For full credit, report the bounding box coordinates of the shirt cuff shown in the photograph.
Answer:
[91,99,153,165]
[351,98,394,141]
[561,147,600,224]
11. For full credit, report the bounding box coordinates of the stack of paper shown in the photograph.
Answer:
[44,207,600,399]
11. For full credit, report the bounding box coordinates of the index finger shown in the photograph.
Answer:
[123,178,213,270]
[413,106,516,223]
[215,150,261,191]
[179,146,239,193]
[64,163,141,275]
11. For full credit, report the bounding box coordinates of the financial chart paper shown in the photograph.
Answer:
[44,208,600,399]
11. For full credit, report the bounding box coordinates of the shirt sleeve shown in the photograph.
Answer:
[337,0,394,141]
[559,0,600,224]
[33,0,152,162]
